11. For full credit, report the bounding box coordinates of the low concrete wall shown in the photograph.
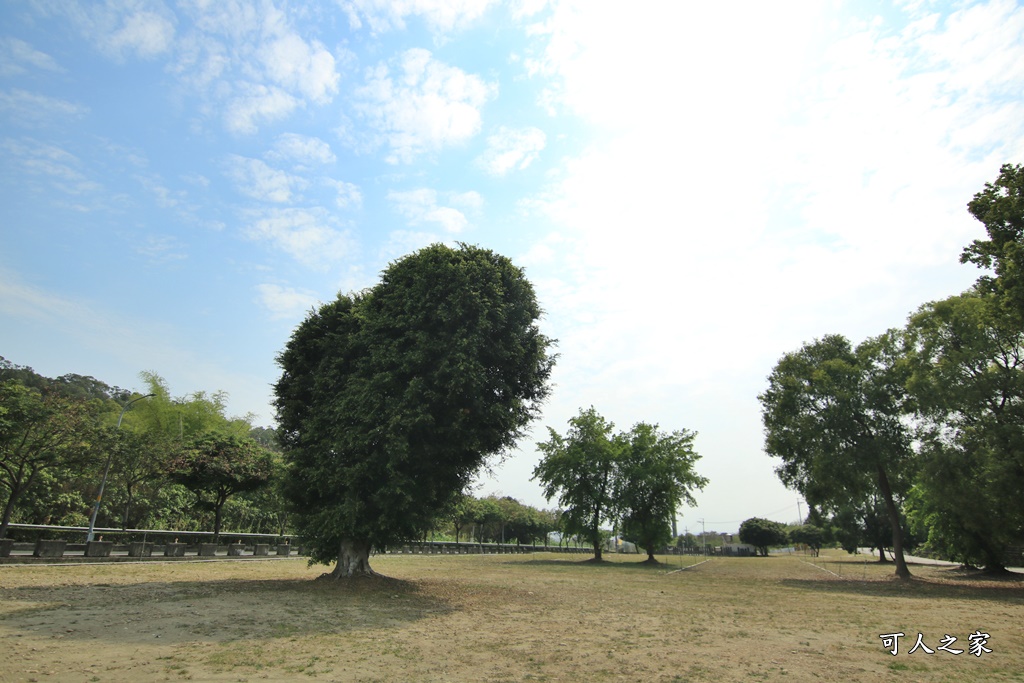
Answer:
[253,543,269,556]
[33,539,66,558]
[276,544,291,556]
[128,541,153,557]
[164,543,186,557]
[0,538,13,557]
[198,543,218,557]
[85,541,113,557]
[228,543,244,556]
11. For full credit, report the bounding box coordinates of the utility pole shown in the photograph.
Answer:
[699,518,706,556]
[797,500,803,526]
[87,393,154,543]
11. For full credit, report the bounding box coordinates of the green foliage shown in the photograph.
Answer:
[0,379,101,537]
[534,408,706,562]
[166,433,276,541]
[275,243,555,574]
[533,407,619,560]
[788,524,824,557]
[901,291,1024,569]
[738,517,788,556]
[615,423,707,562]
[759,333,914,577]
[962,163,1024,322]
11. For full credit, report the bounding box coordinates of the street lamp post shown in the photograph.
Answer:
[86,393,154,543]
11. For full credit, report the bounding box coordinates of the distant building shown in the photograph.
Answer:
[721,543,756,557]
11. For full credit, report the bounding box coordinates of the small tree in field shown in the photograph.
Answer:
[739,517,788,556]
[275,244,555,578]
[615,423,707,563]
[533,407,619,561]
[788,524,825,557]
[167,434,275,542]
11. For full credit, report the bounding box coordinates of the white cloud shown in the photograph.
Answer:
[324,178,363,209]
[244,208,355,270]
[341,0,498,34]
[354,48,495,163]
[388,188,474,233]
[223,83,300,135]
[476,126,546,175]
[49,2,176,61]
[269,133,336,166]
[104,9,176,59]
[0,38,62,76]
[224,155,304,203]
[169,2,339,134]
[135,234,188,263]
[255,283,319,320]
[0,89,88,127]
[259,31,338,104]
[505,1,1024,523]
[2,138,100,196]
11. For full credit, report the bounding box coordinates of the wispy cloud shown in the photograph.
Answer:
[476,126,546,175]
[1,137,100,196]
[135,234,188,264]
[354,48,495,163]
[388,188,479,233]
[340,0,499,34]
[324,178,362,209]
[268,133,336,167]
[46,3,175,61]
[0,89,88,128]
[254,283,319,320]
[224,155,305,203]
[244,208,355,270]
[0,38,62,76]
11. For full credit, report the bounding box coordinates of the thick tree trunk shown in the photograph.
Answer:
[330,538,376,578]
[876,464,911,579]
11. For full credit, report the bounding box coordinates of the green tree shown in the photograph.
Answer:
[759,333,915,578]
[166,434,276,542]
[788,524,825,557]
[738,517,788,556]
[275,243,555,577]
[615,423,707,563]
[533,407,619,561]
[961,163,1024,321]
[902,292,1024,570]
[0,380,99,538]
[97,427,173,529]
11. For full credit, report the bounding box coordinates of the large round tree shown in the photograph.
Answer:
[274,244,555,578]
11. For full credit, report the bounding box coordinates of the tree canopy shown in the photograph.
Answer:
[615,423,707,563]
[759,333,914,578]
[738,517,788,557]
[275,243,555,577]
[534,407,706,563]
[533,407,619,561]
[166,433,276,542]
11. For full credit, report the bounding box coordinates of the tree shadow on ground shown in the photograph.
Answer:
[779,572,1024,605]
[0,574,453,646]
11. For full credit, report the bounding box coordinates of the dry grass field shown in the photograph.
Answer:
[1,550,1022,683]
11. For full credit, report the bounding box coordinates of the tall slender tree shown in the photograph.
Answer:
[533,407,620,561]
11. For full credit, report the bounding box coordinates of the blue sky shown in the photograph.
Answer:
[2,0,1023,533]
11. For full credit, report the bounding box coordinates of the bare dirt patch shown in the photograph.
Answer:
[1,551,1021,682]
